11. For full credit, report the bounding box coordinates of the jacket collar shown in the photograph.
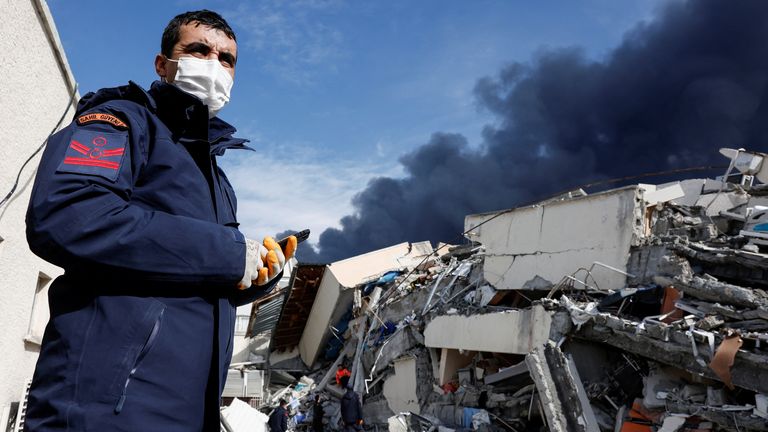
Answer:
[147,81,252,155]
[77,81,252,155]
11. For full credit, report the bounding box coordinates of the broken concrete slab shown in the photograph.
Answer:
[668,179,707,206]
[387,414,408,432]
[639,183,685,207]
[362,397,395,426]
[670,242,768,288]
[667,274,768,310]
[465,186,644,292]
[525,344,600,432]
[382,356,420,414]
[424,305,553,354]
[484,360,528,385]
[574,312,768,393]
[695,191,749,216]
[666,399,768,431]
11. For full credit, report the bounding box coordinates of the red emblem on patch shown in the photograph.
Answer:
[63,136,124,170]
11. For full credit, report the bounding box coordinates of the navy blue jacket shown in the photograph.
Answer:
[268,406,289,432]
[340,388,363,427]
[24,81,278,432]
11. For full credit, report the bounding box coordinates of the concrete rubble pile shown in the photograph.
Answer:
[233,149,768,432]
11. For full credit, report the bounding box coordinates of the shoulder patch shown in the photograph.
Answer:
[77,113,128,129]
[56,129,128,182]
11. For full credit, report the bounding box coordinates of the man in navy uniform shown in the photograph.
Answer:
[24,10,297,431]
[339,376,364,432]
[268,399,289,432]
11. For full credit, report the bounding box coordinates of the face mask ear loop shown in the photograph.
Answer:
[161,55,177,83]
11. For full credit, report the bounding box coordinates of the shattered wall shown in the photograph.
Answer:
[299,268,351,366]
[465,186,643,292]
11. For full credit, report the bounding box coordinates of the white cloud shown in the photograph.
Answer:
[226,0,345,84]
[219,143,400,243]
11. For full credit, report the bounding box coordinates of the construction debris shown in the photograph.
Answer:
[224,148,768,432]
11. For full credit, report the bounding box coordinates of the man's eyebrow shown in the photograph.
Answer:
[219,51,237,66]
[183,41,211,55]
[182,41,236,65]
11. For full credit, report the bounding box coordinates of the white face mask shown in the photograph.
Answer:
[167,56,234,118]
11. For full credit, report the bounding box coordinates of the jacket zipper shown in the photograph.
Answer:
[115,309,165,413]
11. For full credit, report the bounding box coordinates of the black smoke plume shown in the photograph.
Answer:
[296,0,768,263]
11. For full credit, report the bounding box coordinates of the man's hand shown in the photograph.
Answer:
[238,236,297,289]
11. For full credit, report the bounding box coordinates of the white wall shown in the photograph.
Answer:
[298,270,342,366]
[231,304,254,363]
[382,357,420,414]
[465,186,643,292]
[423,306,553,354]
[0,0,77,407]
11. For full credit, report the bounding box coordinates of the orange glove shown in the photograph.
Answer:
[255,236,286,285]
[238,236,296,289]
[279,235,298,261]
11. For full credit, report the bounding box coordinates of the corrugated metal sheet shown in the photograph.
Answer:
[245,264,297,339]
[249,295,286,336]
[222,369,265,398]
[223,370,245,397]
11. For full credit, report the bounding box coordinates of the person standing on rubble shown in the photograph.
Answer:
[339,376,364,431]
[336,363,352,387]
[269,399,290,432]
[312,394,325,432]
[23,9,297,432]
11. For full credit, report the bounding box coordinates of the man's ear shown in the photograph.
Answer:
[154,54,168,80]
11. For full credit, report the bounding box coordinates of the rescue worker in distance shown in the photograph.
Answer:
[268,399,290,432]
[339,376,364,432]
[24,10,297,432]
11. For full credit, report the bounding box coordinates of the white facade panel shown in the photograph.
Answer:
[0,0,77,407]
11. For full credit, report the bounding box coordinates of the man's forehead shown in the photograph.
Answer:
[177,22,237,52]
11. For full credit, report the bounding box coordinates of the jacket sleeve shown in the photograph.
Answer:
[229,271,283,306]
[26,105,245,285]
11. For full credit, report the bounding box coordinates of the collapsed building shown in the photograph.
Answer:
[224,148,768,432]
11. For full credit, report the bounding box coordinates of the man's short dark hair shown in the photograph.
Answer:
[161,10,236,57]
[279,398,287,406]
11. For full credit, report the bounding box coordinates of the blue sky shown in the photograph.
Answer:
[48,0,663,244]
